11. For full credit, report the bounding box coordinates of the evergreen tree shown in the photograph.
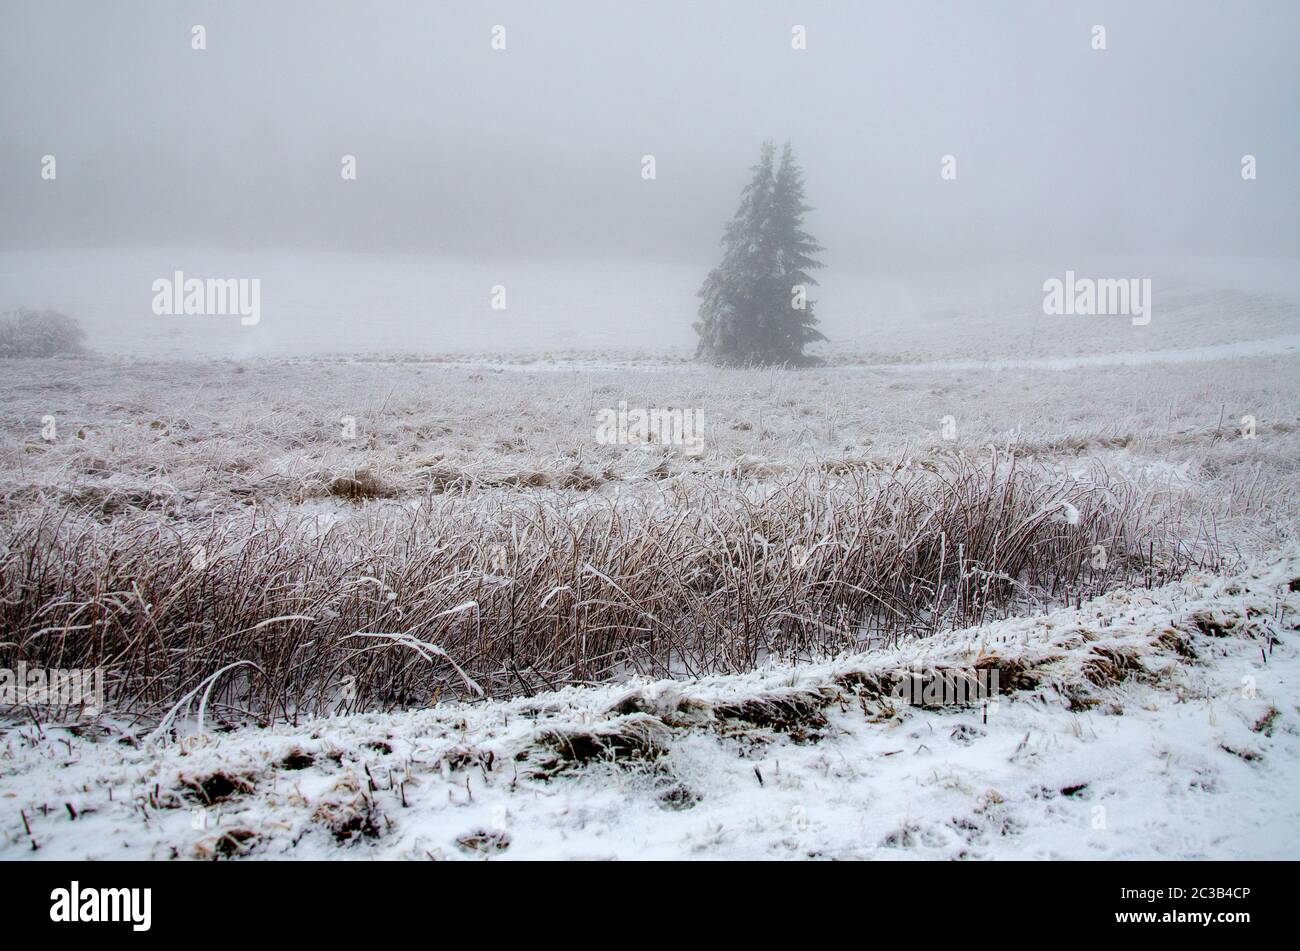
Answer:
[769,142,826,358]
[694,141,825,365]
[693,142,776,364]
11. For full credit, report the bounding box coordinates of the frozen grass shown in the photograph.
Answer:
[1,455,1225,724]
[0,353,1295,725]
[4,552,1296,859]
[0,355,1296,515]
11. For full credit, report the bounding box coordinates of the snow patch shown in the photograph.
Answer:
[3,554,1298,860]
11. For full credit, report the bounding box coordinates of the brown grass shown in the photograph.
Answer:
[0,453,1222,726]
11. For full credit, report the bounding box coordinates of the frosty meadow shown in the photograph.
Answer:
[0,2,1297,877]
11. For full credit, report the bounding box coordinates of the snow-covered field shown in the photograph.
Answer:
[3,349,1296,520]
[3,249,1297,364]
[1,254,1297,859]
[2,552,1296,860]
[5,0,1299,870]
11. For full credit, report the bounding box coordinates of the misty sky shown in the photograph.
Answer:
[2,1,1298,270]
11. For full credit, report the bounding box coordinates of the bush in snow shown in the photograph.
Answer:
[0,308,86,358]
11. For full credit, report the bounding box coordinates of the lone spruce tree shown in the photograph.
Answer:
[694,142,825,365]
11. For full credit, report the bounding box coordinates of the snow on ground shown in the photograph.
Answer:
[3,249,1296,365]
[269,332,1300,375]
[854,334,1300,373]
[3,553,1297,860]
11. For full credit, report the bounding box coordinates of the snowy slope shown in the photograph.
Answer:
[2,554,1298,860]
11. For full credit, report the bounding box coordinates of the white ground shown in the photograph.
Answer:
[3,250,1297,363]
[3,552,1296,860]
[2,254,1296,859]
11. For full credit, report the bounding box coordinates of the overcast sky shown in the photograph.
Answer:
[2,1,1297,270]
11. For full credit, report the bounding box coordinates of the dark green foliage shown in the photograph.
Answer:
[695,142,826,365]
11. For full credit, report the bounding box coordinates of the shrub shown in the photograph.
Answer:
[0,308,86,358]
